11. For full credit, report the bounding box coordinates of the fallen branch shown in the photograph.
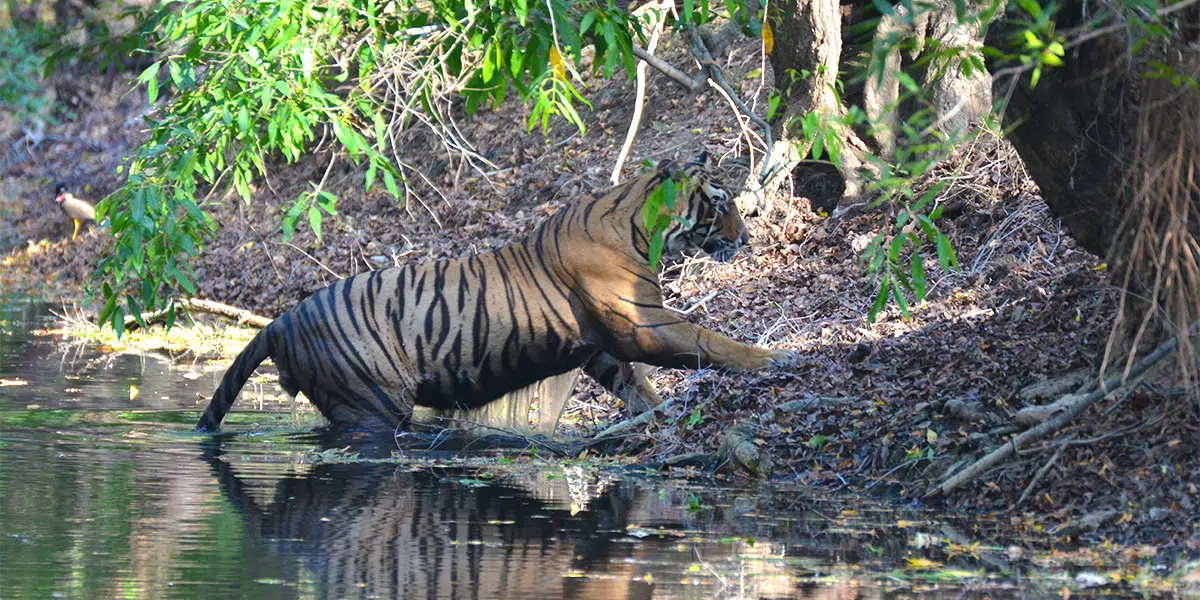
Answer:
[776,395,859,412]
[591,398,673,441]
[716,422,772,476]
[1051,509,1120,536]
[928,329,1183,497]
[632,46,705,91]
[125,298,273,331]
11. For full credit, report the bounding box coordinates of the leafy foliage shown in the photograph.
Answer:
[91,0,735,332]
[640,166,694,270]
[0,24,57,134]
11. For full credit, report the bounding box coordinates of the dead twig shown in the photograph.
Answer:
[688,25,774,182]
[590,398,673,442]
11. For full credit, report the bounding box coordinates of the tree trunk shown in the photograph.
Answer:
[764,0,991,215]
[989,0,1200,381]
[985,8,1134,261]
[758,0,875,215]
[770,0,843,124]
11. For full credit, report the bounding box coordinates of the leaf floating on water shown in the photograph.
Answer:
[129,385,140,400]
[906,557,943,570]
[570,502,583,516]
[0,378,28,386]
[182,371,202,380]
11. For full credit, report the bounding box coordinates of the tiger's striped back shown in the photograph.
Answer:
[195,154,771,433]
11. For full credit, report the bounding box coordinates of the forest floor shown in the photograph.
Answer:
[2,35,1198,572]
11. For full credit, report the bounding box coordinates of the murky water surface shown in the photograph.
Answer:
[0,300,1170,598]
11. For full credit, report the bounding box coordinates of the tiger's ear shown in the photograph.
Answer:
[684,151,711,170]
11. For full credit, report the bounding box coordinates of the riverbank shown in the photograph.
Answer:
[2,37,1198,563]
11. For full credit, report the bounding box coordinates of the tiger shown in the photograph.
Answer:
[195,152,796,433]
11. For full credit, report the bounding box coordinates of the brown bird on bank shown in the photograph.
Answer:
[54,183,96,240]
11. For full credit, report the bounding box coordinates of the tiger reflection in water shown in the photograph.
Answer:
[204,444,651,599]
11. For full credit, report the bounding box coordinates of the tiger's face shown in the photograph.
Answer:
[691,179,749,262]
[671,156,750,263]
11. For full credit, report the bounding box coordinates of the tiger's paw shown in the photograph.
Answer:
[766,348,799,368]
[742,348,798,370]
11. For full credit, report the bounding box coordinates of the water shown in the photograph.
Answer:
[0,300,1167,599]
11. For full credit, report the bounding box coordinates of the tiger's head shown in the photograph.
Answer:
[659,152,750,263]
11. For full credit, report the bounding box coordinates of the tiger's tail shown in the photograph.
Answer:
[195,327,273,432]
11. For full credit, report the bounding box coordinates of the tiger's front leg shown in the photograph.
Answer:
[623,311,797,371]
[584,292,796,371]
[576,254,795,372]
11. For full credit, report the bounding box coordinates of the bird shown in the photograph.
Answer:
[53,183,96,240]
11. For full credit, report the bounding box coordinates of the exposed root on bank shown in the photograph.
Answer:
[930,325,1188,498]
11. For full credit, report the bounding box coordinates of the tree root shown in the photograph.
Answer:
[928,329,1184,498]
[1051,509,1120,536]
[716,423,772,476]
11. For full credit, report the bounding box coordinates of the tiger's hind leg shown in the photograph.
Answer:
[583,352,664,419]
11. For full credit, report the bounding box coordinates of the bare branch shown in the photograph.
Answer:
[632,45,705,91]
[688,25,775,182]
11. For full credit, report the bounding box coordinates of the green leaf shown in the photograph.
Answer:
[301,45,315,80]
[912,181,946,212]
[111,305,126,340]
[365,161,378,191]
[383,169,400,199]
[911,257,926,301]
[767,93,781,120]
[482,44,496,82]
[580,10,597,36]
[936,233,958,271]
[686,407,703,427]
[308,205,323,240]
[868,278,890,323]
[648,232,665,269]
[895,71,919,93]
[892,284,911,318]
[316,190,337,215]
[887,234,907,262]
[141,61,161,103]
